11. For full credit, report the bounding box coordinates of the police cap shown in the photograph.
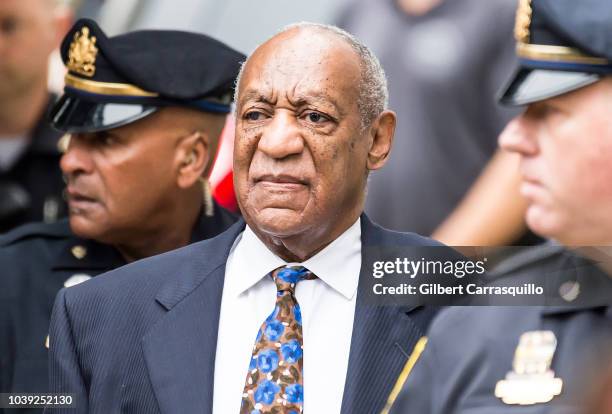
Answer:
[50,19,245,133]
[499,0,612,106]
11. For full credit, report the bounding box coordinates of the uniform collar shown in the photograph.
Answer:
[189,201,237,243]
[51,235,125,271]
[227,217,362,300]
[51,206,233,272]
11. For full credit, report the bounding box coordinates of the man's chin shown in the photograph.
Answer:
[525,205,566,241]
[69,215,107,240]
[249,207,311,238]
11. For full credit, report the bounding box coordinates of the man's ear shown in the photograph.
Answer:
[367,110,396,171]
[176,131,210,189]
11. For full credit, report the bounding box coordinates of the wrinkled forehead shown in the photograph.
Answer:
[238,29,361,109]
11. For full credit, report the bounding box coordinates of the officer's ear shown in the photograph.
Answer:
[366,110,396,171]
[175,131,210,189]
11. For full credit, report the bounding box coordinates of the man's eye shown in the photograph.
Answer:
[96,133,116,146]
[245,111,265,121]
[0,17,18,35]
[305,112,328,123]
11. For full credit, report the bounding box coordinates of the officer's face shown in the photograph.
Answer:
[499,78,612,245]
[60,109,199,244]
[0,0,61,97]
[234,28,394,260]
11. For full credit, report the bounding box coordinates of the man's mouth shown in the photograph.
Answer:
[65,187,98,209]
[255,174,309,190]
[519,176,546,200]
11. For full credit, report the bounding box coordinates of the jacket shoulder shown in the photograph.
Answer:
[363,214,445,247]
[490,242,567,278]
[0,220,73,247]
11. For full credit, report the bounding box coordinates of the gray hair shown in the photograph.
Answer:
[234,22,389,131]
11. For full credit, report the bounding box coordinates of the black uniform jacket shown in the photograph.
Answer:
[390,244,612,414]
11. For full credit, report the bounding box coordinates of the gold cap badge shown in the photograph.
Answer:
[514,0,532,44]
[495,330,563,405]
[68,26,98,77]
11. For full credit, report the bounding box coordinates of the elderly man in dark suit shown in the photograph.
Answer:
[47,22,458,414]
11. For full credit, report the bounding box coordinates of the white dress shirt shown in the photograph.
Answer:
[213,218,361,414]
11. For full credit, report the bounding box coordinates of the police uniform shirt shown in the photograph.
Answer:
[389,246,612,414]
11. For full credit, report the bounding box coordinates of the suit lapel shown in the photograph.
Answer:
[142,220,246,414]
[340,215,437,414]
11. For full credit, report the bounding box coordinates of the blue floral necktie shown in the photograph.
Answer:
[240,265,317,414]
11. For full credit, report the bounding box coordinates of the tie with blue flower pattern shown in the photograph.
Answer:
[240,265,317,414]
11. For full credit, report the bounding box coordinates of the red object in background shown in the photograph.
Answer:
[209,115,238,213]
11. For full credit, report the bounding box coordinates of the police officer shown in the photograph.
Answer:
[388,0,612,413]
[0,18,244,407]
[0,0,73,233]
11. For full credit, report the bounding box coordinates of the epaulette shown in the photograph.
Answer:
[490,241,566,278]
[0,219,73,247]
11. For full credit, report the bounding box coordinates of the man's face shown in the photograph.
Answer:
[234,29,370,245]
[499,78,612,245]
[61,109,186,244]
[0,0,57,97]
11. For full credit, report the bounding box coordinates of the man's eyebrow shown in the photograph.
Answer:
[239,90,274,106]
[289,93,341,112]
[239,90,342,113]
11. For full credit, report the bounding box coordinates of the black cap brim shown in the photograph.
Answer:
[49,94,158,133]
[498,67,600,106]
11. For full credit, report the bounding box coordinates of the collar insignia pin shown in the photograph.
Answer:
[71,245,87,260]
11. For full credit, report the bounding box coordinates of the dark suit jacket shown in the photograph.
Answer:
[48,215,448,413]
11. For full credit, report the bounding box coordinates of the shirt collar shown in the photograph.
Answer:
[228,218,361,300]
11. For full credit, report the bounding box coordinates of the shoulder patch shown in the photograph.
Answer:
[0,219,73,247]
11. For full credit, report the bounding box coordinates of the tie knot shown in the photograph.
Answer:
[271,266,315,293]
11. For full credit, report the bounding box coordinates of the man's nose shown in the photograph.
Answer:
[60,134,95,177]
[498,114,538,157]
[257,112,304,159]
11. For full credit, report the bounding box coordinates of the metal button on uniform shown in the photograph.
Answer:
[71,245,87,259]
